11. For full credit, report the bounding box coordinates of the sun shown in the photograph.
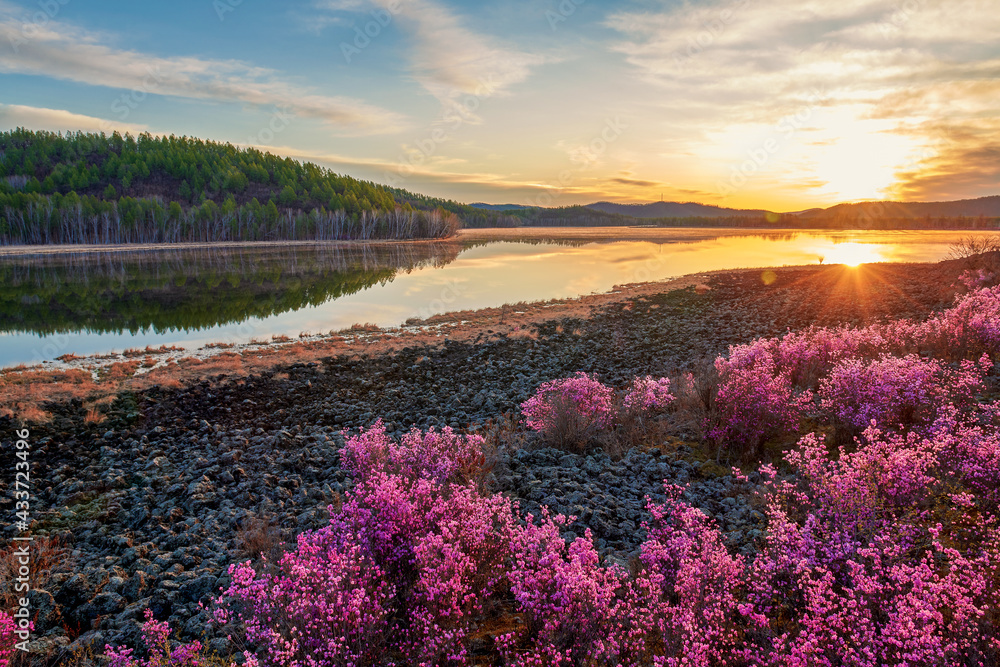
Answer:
[822,242,884,267]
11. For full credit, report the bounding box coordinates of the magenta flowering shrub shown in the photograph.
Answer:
[774,323,921,390]
[520,372,616,449]
[818,354,989,440]
[1,610,16,667]
[105,609,204,667]
[218,424,516,667]
[744,520,1000,666]
[920,284,1000,360]
[923,287,1000,359]
[622,376,675,414]
[342,419,487,486]
[521,373,676,454]
[633,486,748,666]
[707,341,813,456]
[217,536,393,667]
[942,413,1000,508]
[741,423,1000,666]
[958,267,996,291]
[499,510,641,667]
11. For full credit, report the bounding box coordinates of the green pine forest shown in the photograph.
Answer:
[0,129,522,245]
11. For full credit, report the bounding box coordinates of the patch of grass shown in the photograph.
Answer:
[106,391,141,427]
[36,491,111,532]
[97,360,141,382]
[0,535,73,608]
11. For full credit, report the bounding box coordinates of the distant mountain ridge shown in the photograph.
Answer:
[798,196,1000,221]
[469,203,535,212]
[578,196,1000,221]
[586,200,772,218]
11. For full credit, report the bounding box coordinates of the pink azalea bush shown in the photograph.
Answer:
[1,610,17,667]
[521,373,675,452]
[622,376,675,414]
[498,511,637,666]
[958,267,996,291]
[740,415,1000,666]
[921,285,1000,360]
[520,372,616,449]
[341,419,487,486]
[499,492,752,667]
[706,340,813,457]
[105,609,203,667]
[818,353,989,441]
[216,422,516,667]
[632,486,748,666]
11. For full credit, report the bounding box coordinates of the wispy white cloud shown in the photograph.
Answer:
[321,0,550,119]
[0,104,149,134]
[0,3,408,135]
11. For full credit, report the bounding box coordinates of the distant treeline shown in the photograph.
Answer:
[0,129,520,245]
[517,205,1000,230]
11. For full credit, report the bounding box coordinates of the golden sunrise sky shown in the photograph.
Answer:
[1,0,997,211]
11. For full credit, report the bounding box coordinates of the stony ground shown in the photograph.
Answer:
[0,261,964,665]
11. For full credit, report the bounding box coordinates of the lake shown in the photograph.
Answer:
[2,227,996,367]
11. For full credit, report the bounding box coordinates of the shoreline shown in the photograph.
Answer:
[0,258,963,421]
[0,236,461,257]
[1,225,998,257]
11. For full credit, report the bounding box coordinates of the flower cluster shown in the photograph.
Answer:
[741,411,1000,665]
[217,423,515,667]
[104,609,203,667]
[499,511,635,666]
[818,353,989,439]
[520,372,616,444]
[701,284,1000,455]
[958,267,996,291]
[706,341,813,455]
[632,486,748,666]
[342,419,487,486]
[1,610,17,667]
[622,376,675,414]
[520,373,675,451]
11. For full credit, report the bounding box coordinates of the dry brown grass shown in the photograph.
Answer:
[147,344,185,354]
[271,334,291,343]
[0,367,96,421]
[98,360,141,382]
[236,514,288,565]
[0,536,73,609]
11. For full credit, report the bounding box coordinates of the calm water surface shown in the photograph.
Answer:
[2,228,997,367]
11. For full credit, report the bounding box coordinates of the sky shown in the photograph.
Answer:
[0,0,998,212]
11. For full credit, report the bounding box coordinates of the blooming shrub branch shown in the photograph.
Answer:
[1,611,17,667]
[104,609,203,667]
[520,373,674,454]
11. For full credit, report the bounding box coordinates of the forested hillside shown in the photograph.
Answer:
[0,129,516,245]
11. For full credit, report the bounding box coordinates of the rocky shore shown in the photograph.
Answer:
[0,260,965,664]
